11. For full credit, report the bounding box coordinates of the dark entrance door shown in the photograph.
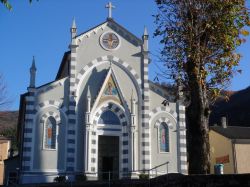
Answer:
[98,136,119,180]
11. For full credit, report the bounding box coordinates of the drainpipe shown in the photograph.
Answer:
[231,139,237,174]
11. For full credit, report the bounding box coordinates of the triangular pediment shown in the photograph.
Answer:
[91,67,125,112]
[76,19,142,47]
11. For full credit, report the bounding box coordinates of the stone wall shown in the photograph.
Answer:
[5,173,250,187]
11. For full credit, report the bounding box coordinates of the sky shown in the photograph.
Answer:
[0,0,250,110]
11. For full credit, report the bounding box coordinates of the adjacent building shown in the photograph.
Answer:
[210,125,250,174]
[0,136,11,185]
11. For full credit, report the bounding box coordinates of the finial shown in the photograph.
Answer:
[31,56,36,71]
[109,60,112,69]
[144,26,148,36]
[71,18,77,40]
[87,85,91,98]
[105,2,115,19]
[72,17,76,29]
[142,26,149,52]
[29,56,36,88]
[131,89,135,101]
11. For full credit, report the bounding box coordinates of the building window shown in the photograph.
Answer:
[98,110,120,125]
[44,116,57,149]
[159,122,169,152]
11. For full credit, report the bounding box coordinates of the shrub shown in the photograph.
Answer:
[54,175,66,183]
[139,173,149,180]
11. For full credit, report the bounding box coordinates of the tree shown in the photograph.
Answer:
[154,0,250,174]
[1,0,36,10]
[1,127,18,151]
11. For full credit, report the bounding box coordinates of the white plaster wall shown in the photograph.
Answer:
[32,106,67,171]
[150,112,178,173]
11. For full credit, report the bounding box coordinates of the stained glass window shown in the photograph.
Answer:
[159,122,169,152]
[98,110,120,125]
[44,116,56,149]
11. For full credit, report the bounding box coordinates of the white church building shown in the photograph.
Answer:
[17,3,187,184]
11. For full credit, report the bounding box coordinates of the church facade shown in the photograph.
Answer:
[18,6,187,184]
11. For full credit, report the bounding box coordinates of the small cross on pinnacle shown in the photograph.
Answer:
[109,60,112,69]
[105,2,115,19]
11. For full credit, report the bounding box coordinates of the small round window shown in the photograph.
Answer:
[100,32,120,51]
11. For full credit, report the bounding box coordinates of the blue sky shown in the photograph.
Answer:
[0,0,250,110]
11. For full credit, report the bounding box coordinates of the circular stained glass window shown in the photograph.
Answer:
[100,32,120,50]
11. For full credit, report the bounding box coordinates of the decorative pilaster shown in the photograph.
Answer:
[84,86,91,174]
[130,90,138,177]
[141,27,151,172]
[66,18,78,172]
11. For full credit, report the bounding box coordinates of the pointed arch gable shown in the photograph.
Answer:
[90,68,128,114]
[75,55,142,105]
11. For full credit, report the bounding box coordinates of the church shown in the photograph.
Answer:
[16,2,187,184]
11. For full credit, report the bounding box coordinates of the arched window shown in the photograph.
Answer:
[44,116,57,149]
[98,110,120,125]
[159,122,169,152]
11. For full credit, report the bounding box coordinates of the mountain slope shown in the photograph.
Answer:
[209,86,250,127]
[0,111,18,133]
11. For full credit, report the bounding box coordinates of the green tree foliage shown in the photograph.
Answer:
[154,0,250,174]
[1,0,35,10]
[1,127,18,151]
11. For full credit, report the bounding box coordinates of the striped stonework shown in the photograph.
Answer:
[154,117,174,129]
[75,55,142,97]
[141,51,151,171]
[177,104,188,174]
[92,102,129,177]
[22,89,36,171]
[36,78,65,95]
[149,105,187,174]
[149,106,177,123]
[67,41,78,172]
[35,100,63,112]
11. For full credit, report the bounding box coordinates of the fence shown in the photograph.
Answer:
[6,161,171,186]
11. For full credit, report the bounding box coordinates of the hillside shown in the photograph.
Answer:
[209,86,250,127]
[0,111,18,133]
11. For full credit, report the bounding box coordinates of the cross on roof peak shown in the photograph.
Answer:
[105,2,115,19]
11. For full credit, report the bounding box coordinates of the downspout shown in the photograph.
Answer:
[231,139,237,174]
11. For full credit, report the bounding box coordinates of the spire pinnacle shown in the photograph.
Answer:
[71,18,77,39]
[142,26,149,52]
[131,89,135,101]
[144,26,148,36]
[29,56,36,88]
[31,56,36,71]
[109,60,113,69]
[87,85,91,98]
[72,17,76,29]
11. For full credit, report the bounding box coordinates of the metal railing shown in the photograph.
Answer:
[7,161,170,186]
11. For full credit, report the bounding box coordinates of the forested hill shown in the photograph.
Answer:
[209,86,250,127]
[0,111,18,134]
